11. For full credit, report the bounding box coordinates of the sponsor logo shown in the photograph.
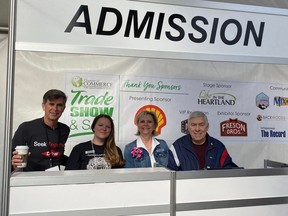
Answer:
[220,118,247,136]
[72,76,83,87]
[256,92,269,110]
[134,105,166,135]
[257,114,286,121]
[72,76,113,89]
[273,96,288,107]
[261,128,286,138]
[198,90,236,105]
[181,119,189,134]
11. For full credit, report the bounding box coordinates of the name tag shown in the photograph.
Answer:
[85,150,95,155]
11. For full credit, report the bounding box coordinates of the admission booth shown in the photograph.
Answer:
[3,0,288,215]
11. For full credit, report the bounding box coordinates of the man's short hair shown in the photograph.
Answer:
[42,89,67,104]
[188,111,209,125]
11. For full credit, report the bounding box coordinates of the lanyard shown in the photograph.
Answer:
[43,119,61,167]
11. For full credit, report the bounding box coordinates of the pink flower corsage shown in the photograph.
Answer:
[131,147,143,159]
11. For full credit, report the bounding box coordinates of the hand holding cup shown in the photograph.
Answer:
[12,146,29,169]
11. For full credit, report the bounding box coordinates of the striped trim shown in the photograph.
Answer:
[220,148,228,167]
[170,145,180,167]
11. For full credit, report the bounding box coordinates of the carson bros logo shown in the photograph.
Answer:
[220,118,247,136]
[256,92,269,110]
[198,90,236,105]
[134,105,166,135]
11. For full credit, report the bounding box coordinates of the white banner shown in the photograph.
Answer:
[65,73,119,142]
[65,73,288,144]
[15,0,288,63]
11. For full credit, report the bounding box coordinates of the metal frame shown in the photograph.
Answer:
[264,159,288,168]
[4,1,288,215]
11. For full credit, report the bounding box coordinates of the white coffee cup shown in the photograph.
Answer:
[15,146,29,168]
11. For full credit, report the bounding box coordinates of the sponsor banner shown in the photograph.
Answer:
[119,76,189,142]
[65,73,119,142]
[65,73,288,144]
[15,0,288,62]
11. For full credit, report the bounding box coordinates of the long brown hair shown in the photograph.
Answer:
[91,114,124,167]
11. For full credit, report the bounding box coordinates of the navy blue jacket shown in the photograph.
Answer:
[168,134,238,171]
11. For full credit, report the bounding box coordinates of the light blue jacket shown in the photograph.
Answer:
[124,138,169,168]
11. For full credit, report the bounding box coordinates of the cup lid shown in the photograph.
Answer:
[15,145,29,150]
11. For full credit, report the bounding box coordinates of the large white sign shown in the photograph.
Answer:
[15,0,288,63]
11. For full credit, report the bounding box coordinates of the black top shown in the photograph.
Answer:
[65,140,124,170]
[12,118,70,171]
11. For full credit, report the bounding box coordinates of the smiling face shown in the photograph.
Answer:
[188,116,209,145]
[92,117,112,143]
[136,113,156,137]
[42,98,66,125]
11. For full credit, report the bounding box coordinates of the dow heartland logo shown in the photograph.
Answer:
[220,118,247,136]
[134,105,166,135]
[198,90,236,105]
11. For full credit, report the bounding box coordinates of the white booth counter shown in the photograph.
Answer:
[10,168,288,216]
[10,167,171,216]
[175,168,288,216]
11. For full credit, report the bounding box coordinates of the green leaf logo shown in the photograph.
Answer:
[72,76,83,87]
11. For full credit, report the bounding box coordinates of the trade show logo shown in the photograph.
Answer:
[273,96,288,107]
[71,76,113,89]
[134,105,167,135]
[256,92,269,110]
[68,89,115,138]
[198,90,236,105]
[220,118,247,136]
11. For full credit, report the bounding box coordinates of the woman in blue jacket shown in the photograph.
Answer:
[124,110,169,168]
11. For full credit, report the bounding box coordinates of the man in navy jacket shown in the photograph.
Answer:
[168,111,238,171]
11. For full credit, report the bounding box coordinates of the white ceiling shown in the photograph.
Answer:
[1,0,288,34]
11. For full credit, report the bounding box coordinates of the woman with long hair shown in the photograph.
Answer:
[65,114,124,170]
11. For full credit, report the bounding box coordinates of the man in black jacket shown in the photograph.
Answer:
[11,89,70,171]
